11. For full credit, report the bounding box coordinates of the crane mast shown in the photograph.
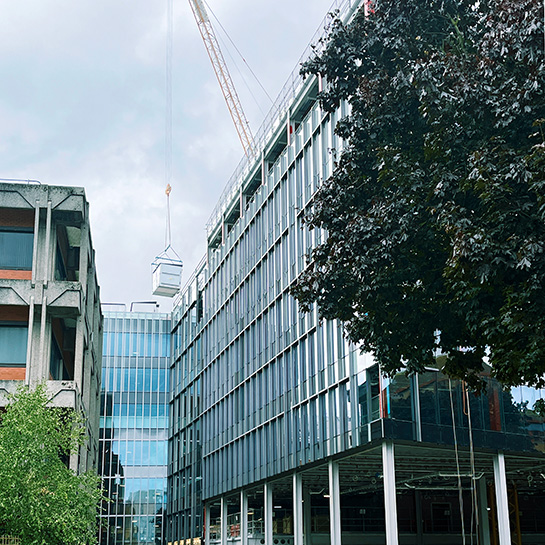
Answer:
[188,0,255,158]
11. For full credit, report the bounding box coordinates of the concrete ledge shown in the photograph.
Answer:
[0,281,30,305]
[47,281,82,315]
[47,380,79,409]
[0,280,83,314]
[0,380,22,405]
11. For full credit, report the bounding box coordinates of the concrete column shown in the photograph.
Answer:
[328,461,342,545]
[477,477,491,545]
[73,314,84,394]
[25,296,35,386]
[264,483,273,545]
[493,452,511,545]
[31,203,39,286]
[31,297,49,385]
[221,497,228,545]
[78,222,89,290]
[43,201,51,286]
[303,487,312,545]
[293,472,304,545]
[382,441,399,545]
[240,490,248,545]
[75,225,90,420]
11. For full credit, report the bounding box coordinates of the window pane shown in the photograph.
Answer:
[0,229,33,269]
[0,325,28,364]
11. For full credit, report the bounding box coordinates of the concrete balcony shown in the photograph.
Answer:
[0,279,82,315]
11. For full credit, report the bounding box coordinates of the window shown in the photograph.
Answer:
[50,335,66,380]
[0,228,33,270]
[0,323,28,365]
[54,242,67,280]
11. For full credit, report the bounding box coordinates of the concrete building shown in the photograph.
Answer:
[0,181,102,472]
[99,307,170,545]
[167,2,545,545]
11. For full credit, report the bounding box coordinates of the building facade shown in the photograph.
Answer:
[99,309,171,545]
[0,181,102,472]
[167,2,545,545]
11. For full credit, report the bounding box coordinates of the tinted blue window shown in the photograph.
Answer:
[99,312,169,545]
[0,324,28,365]
[0,229,33,270]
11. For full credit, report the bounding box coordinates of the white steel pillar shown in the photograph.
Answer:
[205,504,211,545]
[382,441,399,545]
[264,483,273,545]
[493,452,511,545]
[328,460,342,545]
[477,477,491,545]
[293,472,304,545]
[221,497,228,545]
[240,490,248,545]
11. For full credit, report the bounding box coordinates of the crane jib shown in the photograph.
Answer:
[188,0,255,158]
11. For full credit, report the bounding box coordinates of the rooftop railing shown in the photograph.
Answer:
[205,0,362,237]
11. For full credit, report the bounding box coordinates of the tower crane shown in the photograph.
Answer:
[187,0,255,158]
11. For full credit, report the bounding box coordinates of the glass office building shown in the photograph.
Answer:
[167,1,545,544]
[99,310,170,545]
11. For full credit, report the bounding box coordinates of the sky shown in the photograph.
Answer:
[0,0,338,311]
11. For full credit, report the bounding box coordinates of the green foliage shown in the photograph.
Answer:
[292,0,545,388]
[0,384,102,545]
[534,397,545,417]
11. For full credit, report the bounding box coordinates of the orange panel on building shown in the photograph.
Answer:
[0,367,26,381]
[0,270,32,280]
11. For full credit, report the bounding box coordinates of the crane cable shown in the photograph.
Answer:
[165,0,173,250]
[203,0,274,109]
[166,184,172,248]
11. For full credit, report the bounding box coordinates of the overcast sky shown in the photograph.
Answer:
[0,0,337,311]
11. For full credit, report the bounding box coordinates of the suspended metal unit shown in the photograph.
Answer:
[152,184,183,298]
[152,245,183,297]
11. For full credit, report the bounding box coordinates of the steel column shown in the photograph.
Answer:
[221,497,227,545]
[293,472,304,545]
[264,483,273,545]
[240,490,248,545]
[382,441,399,545]
[328,460,342,545]
[493,452,511,545]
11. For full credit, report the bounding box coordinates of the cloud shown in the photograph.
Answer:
[0,0,338,309]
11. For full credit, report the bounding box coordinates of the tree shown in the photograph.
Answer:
[0,384,102,545]
[291,0,545,388]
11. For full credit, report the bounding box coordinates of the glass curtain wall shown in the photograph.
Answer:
[168,272,205,545]
[198,97,352,501]
[99,311,171,545]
